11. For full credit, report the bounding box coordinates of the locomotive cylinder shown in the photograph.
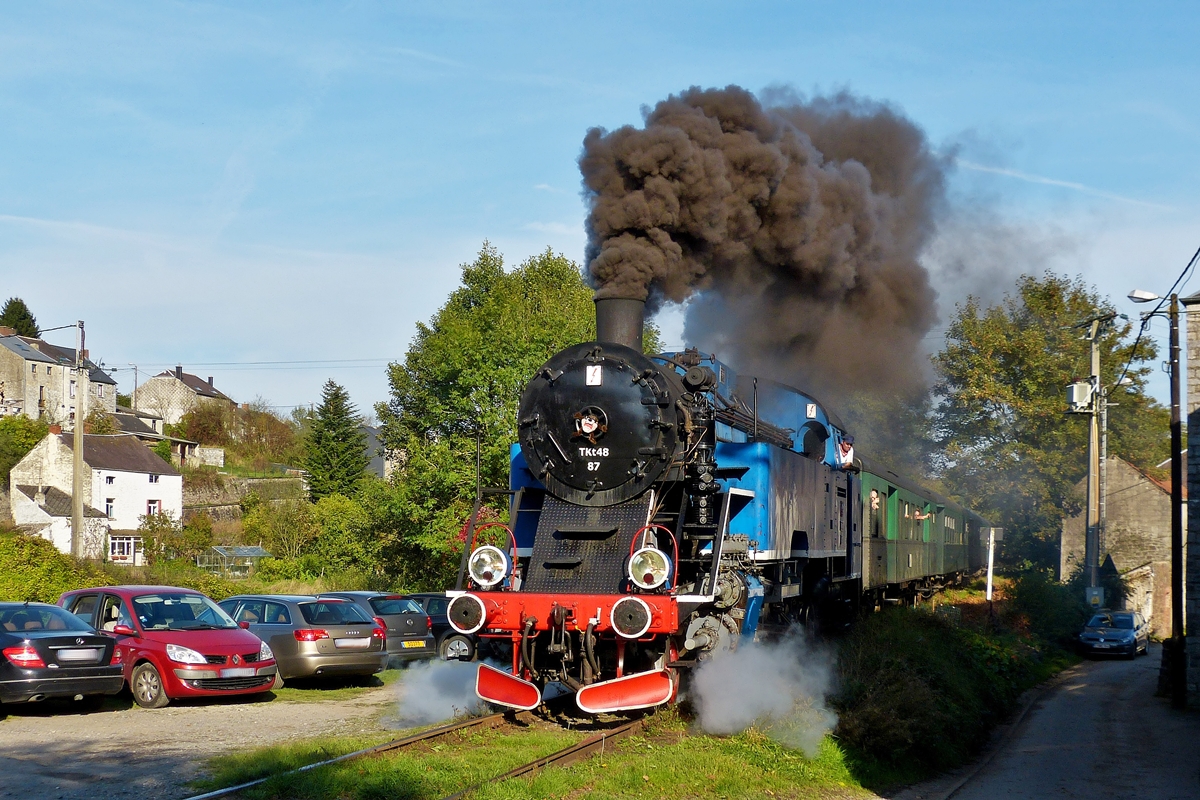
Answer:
[594,296,646,352]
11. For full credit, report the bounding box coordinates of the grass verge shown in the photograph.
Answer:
[270,669,404,704]
[195,721,586,800]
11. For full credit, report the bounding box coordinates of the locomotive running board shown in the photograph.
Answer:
[475,663,541,711]
[575,669,674,714]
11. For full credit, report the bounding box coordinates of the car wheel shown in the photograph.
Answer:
[131,662,170,709]
[439,634,475,661]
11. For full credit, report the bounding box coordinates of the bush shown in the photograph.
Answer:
[834,608,1038,776]
[0,414,49,483]
[0,530,108,602]
[1009,570,1090,647]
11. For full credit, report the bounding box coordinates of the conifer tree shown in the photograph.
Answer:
[0,297,39,337]
[305,380,369,501]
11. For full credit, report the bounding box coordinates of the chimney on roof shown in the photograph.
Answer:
[0,326,14,337]
[48,424,62,435]
[175,365,183,380]
[34,486,46,507]
[208,376,214,387]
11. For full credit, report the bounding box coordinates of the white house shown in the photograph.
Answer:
[10,484,110,559]
[9,432,183,565]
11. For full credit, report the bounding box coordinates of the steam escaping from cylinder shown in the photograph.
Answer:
[689,636,837,756]
[580,86,946,397]
[393,660,486,726]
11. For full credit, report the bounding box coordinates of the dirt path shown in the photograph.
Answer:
[0,684,400,800]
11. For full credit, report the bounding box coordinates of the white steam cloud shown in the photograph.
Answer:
[394,660,487,726]
[690,636,837,757]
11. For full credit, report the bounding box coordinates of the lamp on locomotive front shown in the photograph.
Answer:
[628,547,671,590]
[467,545,509,588]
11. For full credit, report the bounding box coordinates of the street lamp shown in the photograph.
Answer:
[1128,287,1185,710]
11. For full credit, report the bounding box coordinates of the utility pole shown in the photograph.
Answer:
[1168,293,1185,709]
[71,320,87,558]
[1084,319,1102,590]
[129,363,139,410]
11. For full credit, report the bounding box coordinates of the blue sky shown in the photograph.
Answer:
[2,1,1197,413]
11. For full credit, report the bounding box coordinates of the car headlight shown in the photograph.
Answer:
[628,547,671,590]
[165,644,206,665]
[468,545,509,588]
[259,640,274,661]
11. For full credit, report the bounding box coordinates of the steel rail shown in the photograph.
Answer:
[438,716,647,800]
[180,712,509,800]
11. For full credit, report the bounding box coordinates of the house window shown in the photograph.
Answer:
[105,498,115,517]
[70,381,76,399]
[105,475,115,485]
[149,474,160,484]
[109,537,142,563]
[97,384,105,398]
[147,499,160,515]
[31,364,36,374]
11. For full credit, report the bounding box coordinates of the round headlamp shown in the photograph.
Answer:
[468,545,509,588]
[628,547,671,590]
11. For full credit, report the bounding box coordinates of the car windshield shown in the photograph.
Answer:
[299,601,373,625]
[0,604,93,633]
[1087,613,1134,629]
[369,596,423,615]
[132,593,238,631]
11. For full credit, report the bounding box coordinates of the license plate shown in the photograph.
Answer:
[221,667,256,677]
[334,637,371,649]
[1095,643,1112,648]
[56,648,103,662]
[401,640,426,649]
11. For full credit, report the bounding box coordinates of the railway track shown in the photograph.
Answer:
[181,711,647,800]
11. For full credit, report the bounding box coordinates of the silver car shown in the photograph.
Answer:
[1078,611,1150,658]
[218,595,389,680]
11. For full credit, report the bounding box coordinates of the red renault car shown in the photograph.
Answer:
[58,586,279,708]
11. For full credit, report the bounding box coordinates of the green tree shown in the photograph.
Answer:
[374,244,654,589]
[0,297,39,337]
[138,511,213,564]
[932,272,1167,568]
[305,381,368,501]
[0,414,49,483]
[242,497,318,559]
[83,409,119,435]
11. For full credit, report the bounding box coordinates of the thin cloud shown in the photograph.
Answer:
[955,159,1173,211]
[390,46,464,69]
[533,183,561,193]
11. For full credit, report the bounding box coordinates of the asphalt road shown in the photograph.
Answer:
[953,643,1200,800]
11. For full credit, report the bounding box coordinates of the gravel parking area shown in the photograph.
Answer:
[0,681,400,800]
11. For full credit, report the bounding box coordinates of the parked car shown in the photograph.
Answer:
[320,592,436,662]
[406,592,477,661]
[217,595,388,680]
[1,602,124,706]
[58,586,278,708]
[1078,610,1150,658]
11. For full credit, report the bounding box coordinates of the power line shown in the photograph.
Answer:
[1115,243,1200,388]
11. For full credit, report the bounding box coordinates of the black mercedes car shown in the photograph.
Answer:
[0,602,124,705]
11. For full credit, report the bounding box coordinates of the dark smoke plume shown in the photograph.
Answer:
[580,86,947,395]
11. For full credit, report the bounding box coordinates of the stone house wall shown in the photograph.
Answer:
[133,376,206,425]
[0,345,66,424]
[1183,298,1200,707]
[1061,456,1179,636]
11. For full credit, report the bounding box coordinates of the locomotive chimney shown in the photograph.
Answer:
[594,296,645,352]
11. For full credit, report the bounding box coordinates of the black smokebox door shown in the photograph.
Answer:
[518,342,678,507]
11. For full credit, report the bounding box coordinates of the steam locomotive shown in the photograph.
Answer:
[446,296,991,715]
